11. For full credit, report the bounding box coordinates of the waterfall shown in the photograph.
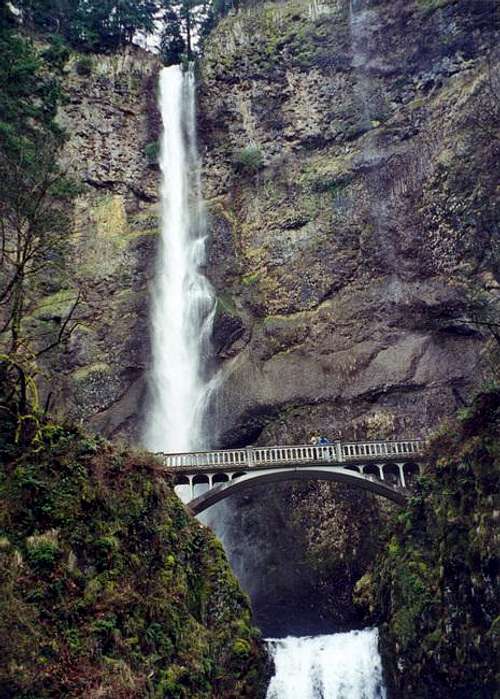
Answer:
[266,629,386,699]
[145,65,215,453]
[145,67,388,699]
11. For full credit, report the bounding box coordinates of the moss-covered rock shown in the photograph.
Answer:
[0,386,269,697]
[371,389,499,697]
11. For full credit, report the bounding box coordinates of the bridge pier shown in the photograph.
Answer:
[397,463,407,489]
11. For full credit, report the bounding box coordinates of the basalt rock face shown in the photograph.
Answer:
[203,482,394,636]
[199,0,498,447]
[197,0,498,634]
[39,47,161,441]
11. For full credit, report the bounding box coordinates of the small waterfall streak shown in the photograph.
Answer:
[145,65,215,453]
[266,629,386,699]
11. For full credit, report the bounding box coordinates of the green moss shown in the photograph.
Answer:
[241,270,261,286]
[72,362,112,382]
[31,289,78,321]
[144,140,160,164]
[0,383,269,697]
[374,388,499,697]
[215,293,240,318]
[232,638,252,657]
[417,0,455,15]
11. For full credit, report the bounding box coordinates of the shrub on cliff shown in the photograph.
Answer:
[145,140,160,165]
[232,146,264,176]
[372,388,499,698]
[0,378,268,697]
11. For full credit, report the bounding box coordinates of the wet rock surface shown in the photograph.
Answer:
[198,0,498,637]
[200,0,498,446]
[370,389,499,698]
[39,47,161,440]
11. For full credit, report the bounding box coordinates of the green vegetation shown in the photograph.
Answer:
[0,370,268,697]
[6,0,235,62]
[310,175,352,199]
[15,0,159,52]
[160,0,237,65]
[145,140,160,165]
[417,0,455,15]
[0,7,82,419]
[372,389,499,697]
[75,55,93,76]
[233,146,264,175]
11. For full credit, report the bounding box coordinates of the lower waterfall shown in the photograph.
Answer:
[266,629,386,699]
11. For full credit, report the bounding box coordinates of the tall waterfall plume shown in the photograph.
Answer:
[145,65,215,453]
[266,629,386,699]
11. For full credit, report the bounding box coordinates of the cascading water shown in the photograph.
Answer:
[266,629,386,699]
[145,65,215,453]
[145,64,387,699]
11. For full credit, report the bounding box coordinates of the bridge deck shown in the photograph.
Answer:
[157,439,424,473]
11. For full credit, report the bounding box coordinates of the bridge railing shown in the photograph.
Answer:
[158,439,424,471]
[340,440,422,460]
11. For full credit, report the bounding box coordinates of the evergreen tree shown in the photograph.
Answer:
[160,6,186,65]
[14,0,161,51]
[158,0,234,65]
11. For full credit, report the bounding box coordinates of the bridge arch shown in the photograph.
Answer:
[186,466,408,515]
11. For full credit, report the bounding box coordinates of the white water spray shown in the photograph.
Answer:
[145,65,215,453]
[266,629,386,699]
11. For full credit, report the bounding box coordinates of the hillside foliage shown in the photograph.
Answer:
[371,389,499,698]
[9,0,236,61]
[0,5,80,397]
[0,373,268,698]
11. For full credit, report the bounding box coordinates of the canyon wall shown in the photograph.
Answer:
[38,47,161,440]
[35,0,498,643]
[44,1,498,449]
[196,0,498,634]
[199,0,498,447]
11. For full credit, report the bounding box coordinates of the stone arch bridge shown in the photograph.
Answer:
[157,439,425,514]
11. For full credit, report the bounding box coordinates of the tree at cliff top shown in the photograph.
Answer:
[363,389,499,698]
[12,0,231,56]
[159,0,234,64]
[0,371,269,697]
[12,0,158,50]
[0,4,81,415]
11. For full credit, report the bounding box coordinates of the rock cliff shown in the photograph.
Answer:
[38,47,161,440]
[369,389,499,697]
[41,1,498,450]
[196,0,498,635]
[199,0,498,446]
